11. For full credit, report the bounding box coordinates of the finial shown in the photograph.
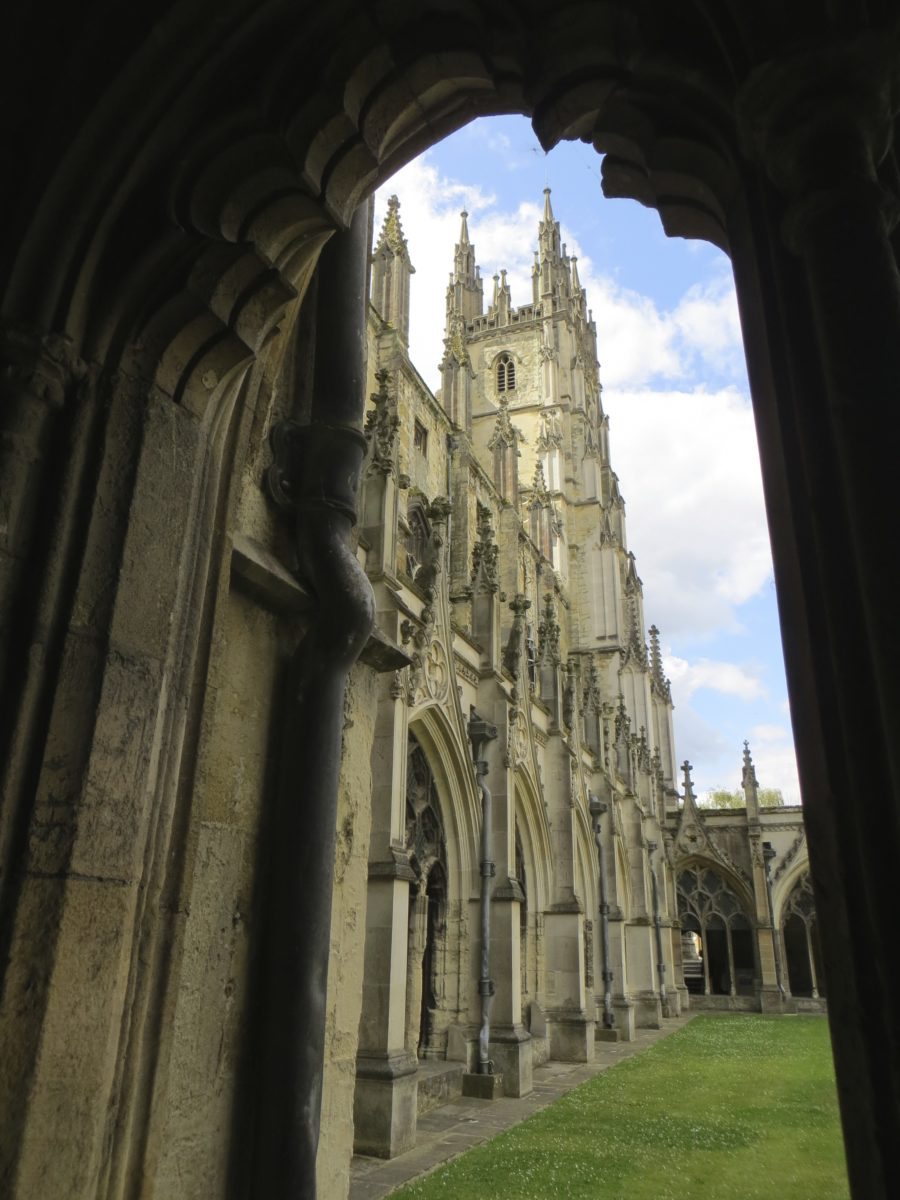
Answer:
[742,740,759,799]
[542,187,554,222]
[682,760,695,802]
[458,209,470,245]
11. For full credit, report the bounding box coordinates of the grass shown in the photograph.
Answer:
[389,1015,850,1200]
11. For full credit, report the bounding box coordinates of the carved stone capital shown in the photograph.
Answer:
[1,323,86,404]
[738,30,900,236]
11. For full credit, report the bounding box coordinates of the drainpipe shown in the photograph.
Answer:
[763,841,786,999]
[646,840,669,1016]
[589,795,616,1031]
[257,202,375,1197]
[468,710,498,1074]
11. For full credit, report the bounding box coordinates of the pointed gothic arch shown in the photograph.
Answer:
[779,870,824,1000]
[4,6,900,1196]
[676,860,757,997]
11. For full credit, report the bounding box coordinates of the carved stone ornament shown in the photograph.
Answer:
[538,591,561,666]
[471,501,500,594]
[562,658,577,732]
[502,592,531,679]
[0,323,87,411]
[505,701,528,770]
[487,398,522,451]
[364,368,400,476]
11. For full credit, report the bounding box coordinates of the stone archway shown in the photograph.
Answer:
[404,734,451,1059]
[781,871,824,1001]
[677,864,758,999]
[3,6,900,1198]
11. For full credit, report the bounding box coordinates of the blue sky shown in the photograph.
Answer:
[374,115,801,803]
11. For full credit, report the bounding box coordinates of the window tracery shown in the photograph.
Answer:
[677,865,755,997]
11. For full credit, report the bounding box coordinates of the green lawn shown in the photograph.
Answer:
[390,1015,850,1200]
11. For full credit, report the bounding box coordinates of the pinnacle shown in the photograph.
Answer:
[376,195,410,259]
[543,186,554,222]
[459,209,470,245]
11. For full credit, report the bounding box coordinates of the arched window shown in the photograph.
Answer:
[496,353,516,393]
[405,503,430,578]
[781,871,823,999]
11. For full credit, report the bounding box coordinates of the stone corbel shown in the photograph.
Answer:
[737,30,900,248]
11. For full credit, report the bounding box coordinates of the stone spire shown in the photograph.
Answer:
[648,625,672,701]
[536,187,578,315]
[446,208,483,329]
[741,740,760,817]
[371,195,415,345]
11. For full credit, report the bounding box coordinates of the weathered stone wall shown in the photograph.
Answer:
[318,662,379,1200]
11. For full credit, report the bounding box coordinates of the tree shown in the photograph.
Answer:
[700,788,785,809]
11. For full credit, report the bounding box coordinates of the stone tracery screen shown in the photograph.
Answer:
[677,865,756,997]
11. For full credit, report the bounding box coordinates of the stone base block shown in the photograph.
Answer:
[633,990,663,1029]
[546,1014,595,1062]
[759,987,787,1014]
[353,1051,418,1159]
[690,993,760,1012]
[613,997,636,1042]
[489,1025,533,1097]
[595,1027,620,1043]
[462,1071,504,1099]
[416,1061,464,1116]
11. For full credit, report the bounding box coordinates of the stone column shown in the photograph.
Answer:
[735,36,900,1194]
[542,743,594,1061]
[479,696,533,1097]
[354,675,418,1158]
[405,883,428,1056]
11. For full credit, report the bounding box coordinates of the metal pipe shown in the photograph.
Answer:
[256,203,375,1197]
[589,795,615,1030]
[468,711,497,1074]
[646,840,668,1013]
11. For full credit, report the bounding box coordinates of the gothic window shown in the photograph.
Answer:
[496,353,516,393]
[781,872,823,999]
[414,419,428,455]
[405,503,430,578]
[676,865,756,997]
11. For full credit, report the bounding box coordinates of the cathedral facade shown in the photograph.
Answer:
[347,194,820,1170]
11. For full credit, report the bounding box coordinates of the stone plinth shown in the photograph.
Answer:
[461,1072,504,1099]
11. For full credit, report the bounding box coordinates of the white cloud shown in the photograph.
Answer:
[603,386,771,638]
[665,655,767,702]
[747,722,802,804]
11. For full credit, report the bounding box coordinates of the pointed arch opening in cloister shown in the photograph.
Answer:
[780,870,824,1001]
[676,861,758,998]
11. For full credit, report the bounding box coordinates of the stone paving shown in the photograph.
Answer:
[349,1013,695,1199]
